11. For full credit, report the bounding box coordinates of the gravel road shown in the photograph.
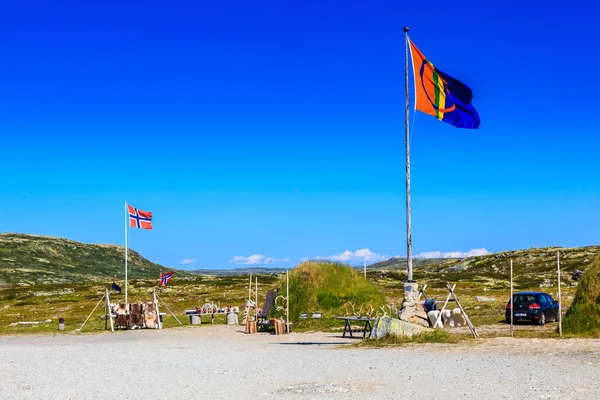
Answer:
[1,326,599,399]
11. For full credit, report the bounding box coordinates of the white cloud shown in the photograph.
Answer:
[416,248,490,259]
[180,259,196,265]
[305,249,389,264]
[230,255,292,265]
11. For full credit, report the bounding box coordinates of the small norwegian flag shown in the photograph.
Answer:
[159,272,173,286]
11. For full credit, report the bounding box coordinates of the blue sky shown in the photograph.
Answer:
[1,1,599,270]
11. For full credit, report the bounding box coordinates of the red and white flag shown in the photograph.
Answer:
[160,272,173,286]
[128,205,152,230]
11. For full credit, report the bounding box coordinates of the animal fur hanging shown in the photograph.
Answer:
[128,302,145,329]
[114,303,128,328]
[144,302,158,329]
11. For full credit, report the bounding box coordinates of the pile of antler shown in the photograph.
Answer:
[343,302,395,319]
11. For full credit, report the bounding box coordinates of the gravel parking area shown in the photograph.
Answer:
[1,326,599,399]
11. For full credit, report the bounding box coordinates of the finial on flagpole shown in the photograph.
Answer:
[404,26,409,32]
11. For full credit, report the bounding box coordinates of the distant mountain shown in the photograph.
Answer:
[0,233,189,286]
[190,267,287,276]
[368,257,448,270]
[368,245,600,285]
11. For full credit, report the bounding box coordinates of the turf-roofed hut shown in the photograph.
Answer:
[268,261,387,330]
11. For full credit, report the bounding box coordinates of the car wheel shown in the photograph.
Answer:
[537,312,546,326]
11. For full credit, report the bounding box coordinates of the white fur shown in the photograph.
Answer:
[451,308,465,327]
[427,310,442,328]
[441,309,454,327]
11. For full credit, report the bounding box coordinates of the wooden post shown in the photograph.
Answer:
[418,284,427,301]
[433,284,455,328]
[106,288,114,332]
[364,261,366,279]
[447,283,478,338]
[255,276,258,310]
[557,250,562,337]
[248,274,252,303]
[156,294,183,326]
[105,289,108,331]
[152,288,162,329]
[404,26,413,283]
[78,293,105,333]
[286,270,290,334]
[510,259,514,338]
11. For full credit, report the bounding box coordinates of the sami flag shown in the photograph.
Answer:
[408,39,480,129]
[128,205,152,230]
[160,272,173,286]
[111,282,122,294]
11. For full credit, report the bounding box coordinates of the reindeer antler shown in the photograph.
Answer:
[274,295,287,312]
[343,302,356,317]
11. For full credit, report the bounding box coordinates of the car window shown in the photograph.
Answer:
[513,295,536,303]
[545,295,555,304]
[539,295,548,305]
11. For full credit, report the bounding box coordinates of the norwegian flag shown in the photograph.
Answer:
[128,205,152,230]
[160,272,173,286]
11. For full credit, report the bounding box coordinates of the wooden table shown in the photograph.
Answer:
[333,316,375,338]
[185,311,237,324]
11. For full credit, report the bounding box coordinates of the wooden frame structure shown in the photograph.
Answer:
[432,283,479,338]
[78,287,180,333]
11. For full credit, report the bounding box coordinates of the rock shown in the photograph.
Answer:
[475,296,496,302]
[539,279,553,288]
[226,312,239,325]
[572,270,583,281]
[570,281,578,287]
[449,264,468,272]
[369,316,430,339]
[33,288,75,297]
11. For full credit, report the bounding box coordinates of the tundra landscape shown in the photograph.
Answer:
[1,235,600,399]
[3,1,600,399]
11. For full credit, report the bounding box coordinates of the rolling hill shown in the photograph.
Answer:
[368,245,600,288]
[0,233,186,286]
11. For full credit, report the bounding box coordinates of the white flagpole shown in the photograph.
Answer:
[125,201,128,304]
[286,269,290,334]
[557,250,562,337]
[510,259,514,337]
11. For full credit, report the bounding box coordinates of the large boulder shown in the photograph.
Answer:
[369,316,431,339]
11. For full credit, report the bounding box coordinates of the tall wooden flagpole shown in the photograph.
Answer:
[510,259,514,337]
[404,26,413,283]
[125,201,129,304]
[286,269,290,334]
[557,250,562,337]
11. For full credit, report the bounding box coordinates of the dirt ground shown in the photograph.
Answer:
[1,325,599,399]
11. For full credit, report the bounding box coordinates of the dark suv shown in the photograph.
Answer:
[505,291,559,325]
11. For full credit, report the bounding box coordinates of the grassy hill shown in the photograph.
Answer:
[0,233,185,286]
[369,245,600,289]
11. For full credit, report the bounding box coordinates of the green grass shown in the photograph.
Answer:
[0,247,593,340]
[355,330,463,347]
[562,258,600,337]
[268,261,387,330]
